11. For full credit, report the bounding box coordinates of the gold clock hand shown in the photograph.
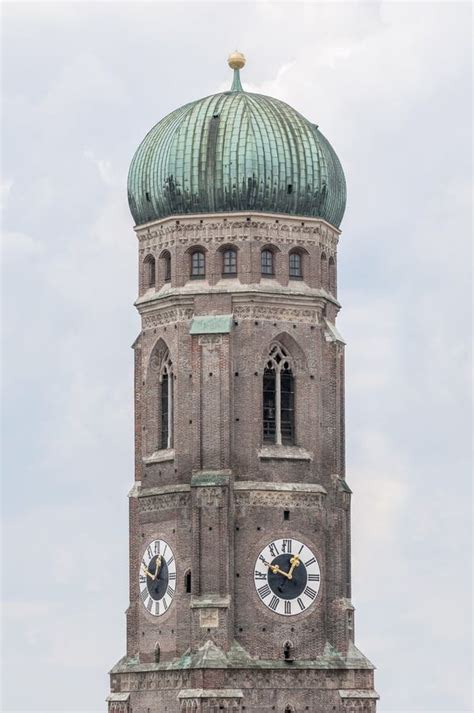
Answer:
[262,559,291,579]
[286,554,301,581]
[141,563,158,581]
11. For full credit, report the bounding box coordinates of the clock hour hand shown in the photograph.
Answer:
[286,554,301,580]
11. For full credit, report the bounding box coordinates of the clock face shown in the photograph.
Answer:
[139,539,176,617]
[254,538,321,616]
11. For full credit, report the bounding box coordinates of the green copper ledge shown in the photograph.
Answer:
[128,79,346,228]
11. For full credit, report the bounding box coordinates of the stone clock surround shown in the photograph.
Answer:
[109,212,378,713]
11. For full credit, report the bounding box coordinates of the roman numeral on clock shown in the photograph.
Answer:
[153,541,160,555]
[168,572,176,580]
[167,585,175,597]
[284,601,292,615]
[257,584,271,599]
[255,570,267,580]
[269,595,280,611]
[140,589,148,603]
[154,601,160,616]
[282,539,293,553]
[139,574,146,584]
[304,557,316,567]
[269,543,279,558]
[147,546,153,559]
[297,597,306,611]
[166,555,174,566]
[308,573,320,581]
[304,586,317,600]
[146,597,153,612]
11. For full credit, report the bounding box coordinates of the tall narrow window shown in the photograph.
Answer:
[159,352,173,449]
[185,570,192,594]
[320,252,328,289]
[191,250,205,278]
[144,254,156,288]
[222,248,237,275]
[289,251,302,278]
[263,344,294,445]
[162,251,171,281]
[261,249,274,276]
[328,256,336,294]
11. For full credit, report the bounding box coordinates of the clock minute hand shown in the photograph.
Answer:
[262,559,291,579]
[141,563,158,581]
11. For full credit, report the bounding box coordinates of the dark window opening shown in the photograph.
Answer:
[191,250,205,278]
[154,643,160,663]
[160,373,169,449]
[261,249,274,276]
[284,510,290,521]
[144,255,156,288]
[280,369,294,444]
[185,570,192,594]
[223,248,237,275]
[263,369,276,442]
[145,191,151,202]
[289,252,302,278]
[163,252,171,281]
[287,184,293,194]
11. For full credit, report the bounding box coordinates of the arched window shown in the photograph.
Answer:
[144,254,156,288]
[263,344,294,445]
[184,570,192,594]
[328,256,336,294]
[289,251,302,279]
[320,252,328,289]
[261,249,274,276]
[159,351,173,449]
[222,248,237,275]
[161,251,171,282]
[191,249,205,278]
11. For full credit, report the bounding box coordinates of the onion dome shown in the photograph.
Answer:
[128,54,346,227]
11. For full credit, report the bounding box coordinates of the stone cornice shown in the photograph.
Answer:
[134,211,340,255]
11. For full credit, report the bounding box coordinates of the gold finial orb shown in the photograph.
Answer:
[228,51,246,70]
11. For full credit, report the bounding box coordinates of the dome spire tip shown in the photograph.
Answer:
[228,51,245,92]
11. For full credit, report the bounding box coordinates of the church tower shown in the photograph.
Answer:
[108,53,379,713]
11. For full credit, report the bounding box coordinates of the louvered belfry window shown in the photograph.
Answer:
[263,344,294,445]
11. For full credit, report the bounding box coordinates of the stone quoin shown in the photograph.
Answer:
[107,52,379,713]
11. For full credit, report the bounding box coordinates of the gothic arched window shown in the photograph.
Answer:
[222,248,237,275]
[261,249,274,276]
[263,344,295,445]
[191,249,205,278]
[161,250,171,282]
[144,254,156,288]
[159,351,174,449]
[289,251,302,279]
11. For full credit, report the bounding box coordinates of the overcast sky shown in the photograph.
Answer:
[1,2,472,712]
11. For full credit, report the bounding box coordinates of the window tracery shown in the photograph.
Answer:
[263,344,295,445]
[159,351,173,449]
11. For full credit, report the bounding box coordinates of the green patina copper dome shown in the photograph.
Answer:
[128,56,346,227]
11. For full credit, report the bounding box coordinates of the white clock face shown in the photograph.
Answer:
[254,538,321,616]
[139,539,176,617]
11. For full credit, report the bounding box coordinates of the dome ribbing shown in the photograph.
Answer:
[128,62,346,227]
